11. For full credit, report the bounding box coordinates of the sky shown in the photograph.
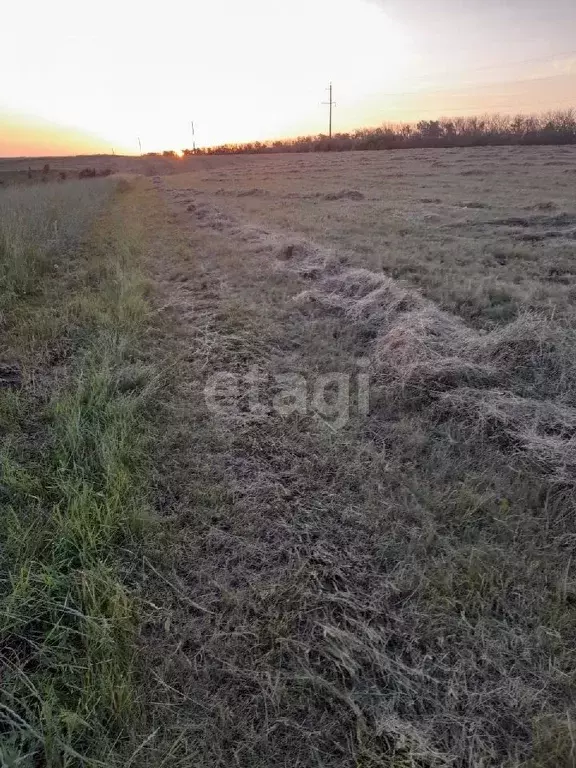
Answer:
[1,0,575,156]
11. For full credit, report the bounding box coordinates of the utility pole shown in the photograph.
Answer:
[322,82,336,138]
[191,121,196,153]
[137,137,142,156]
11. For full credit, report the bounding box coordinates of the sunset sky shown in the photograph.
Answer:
[2,0,575,156]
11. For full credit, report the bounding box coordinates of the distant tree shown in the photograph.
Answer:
[194,107,576,157]
[417,121,442,141]
[162,150,177,158]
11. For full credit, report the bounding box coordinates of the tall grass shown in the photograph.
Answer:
[0,179,114,308]
[0,179,153,766]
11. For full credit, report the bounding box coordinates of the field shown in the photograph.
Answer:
[2,146,576,767]
[168,146,576,325]
[0,154,181,187]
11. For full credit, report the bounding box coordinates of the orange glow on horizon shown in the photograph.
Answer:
[0,113,129,158]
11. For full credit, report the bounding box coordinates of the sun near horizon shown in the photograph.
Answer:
[2,0,576,157]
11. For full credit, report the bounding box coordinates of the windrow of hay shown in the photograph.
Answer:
[160,183,576,485]
[283,242,576,480]
[438,388,576,482]
[160,186,576,485]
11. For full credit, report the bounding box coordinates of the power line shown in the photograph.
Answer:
[361,49,576,105]
[376,71,576,101]
[398,48,576,90]
[381,100,575,117]
[440,47,576,76]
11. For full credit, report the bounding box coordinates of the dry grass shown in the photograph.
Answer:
[5,147,576,766]
[167,145,576,327]
[0,178,116,307]
[130,150,576,767]
[0,154,183,187]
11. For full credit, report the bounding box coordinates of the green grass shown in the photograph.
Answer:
[0,179,155,767]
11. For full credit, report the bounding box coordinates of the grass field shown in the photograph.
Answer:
[2,146,576,767]
[168,146,576,325]
[154,147,576,767]
[0,154,180,188]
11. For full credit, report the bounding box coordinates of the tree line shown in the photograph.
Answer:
[151,110,576,157]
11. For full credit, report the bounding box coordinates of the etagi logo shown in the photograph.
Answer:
[204,359,370,429]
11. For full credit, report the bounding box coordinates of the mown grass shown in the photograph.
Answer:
[0,179,155,766]
[138,173,576,767]
[166,145,576,329]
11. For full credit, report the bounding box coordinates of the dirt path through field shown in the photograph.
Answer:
[139,178,576,767]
